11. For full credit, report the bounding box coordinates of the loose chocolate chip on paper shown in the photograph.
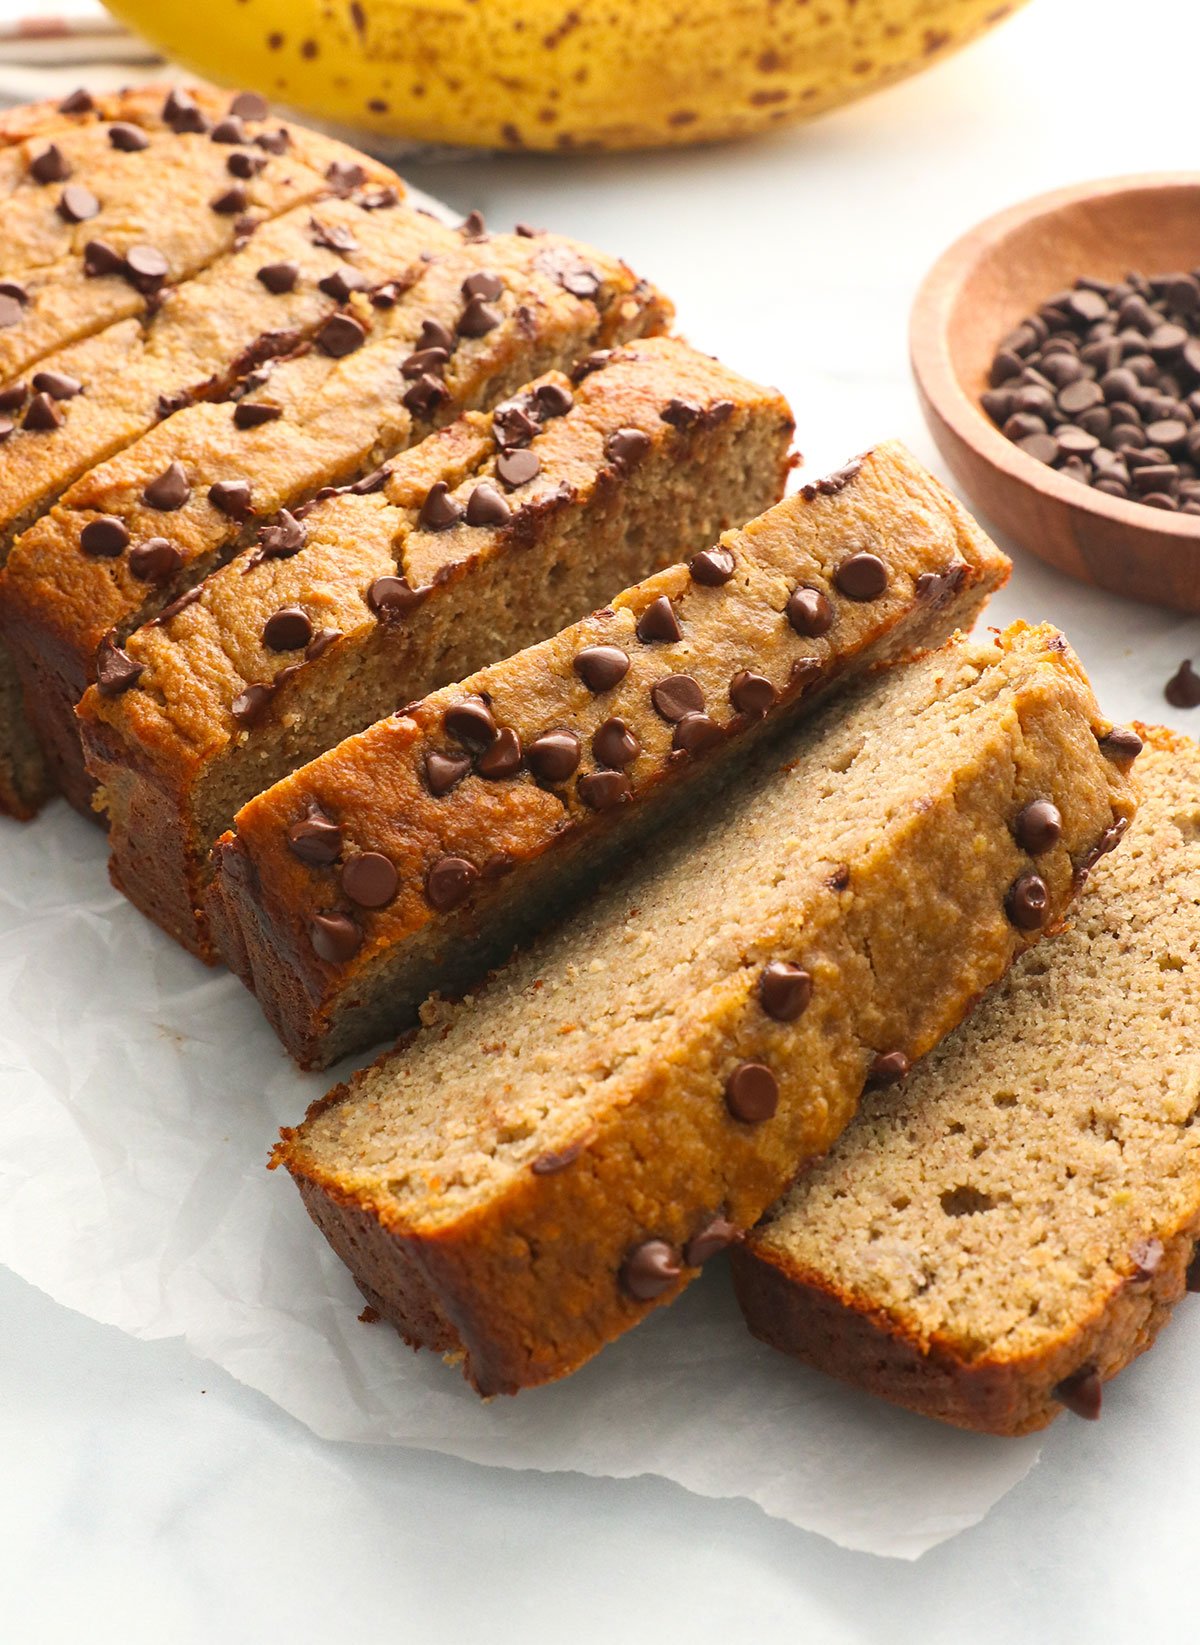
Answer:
[1006,870,1050,931]
[80,515,129,556]
[477,727,523,779]
[310,911,363,964]
[425,750,473,796]
[341,851,398,908]
[287,803,342,864]
[688,547,735,587]
[95,636,143,696]
[651,673,704,722]
[143,460,191,510]
[635,595,681,644]
[30,144,70,184]
[1054,1365,1102,1421]
[620,1240,682,1301]
[729,670,777,717]
[425,854,478,911]
[1013,798,1063,854]
[526,729,581,784]
[573,645,630,693]
[834,552,889,601]
[1166,659,1200,708]
[262,606,313,651]
[724,1062,779,1123]
[208,479,253,520]
[758,961,812,1022]
[577,770,631,810]
[128,537,182,582]
[58,183,98,223]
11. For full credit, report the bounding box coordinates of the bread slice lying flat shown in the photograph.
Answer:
[210,439,1010,1070]
[734,726,1196,1436]
[276,622,1138,1396]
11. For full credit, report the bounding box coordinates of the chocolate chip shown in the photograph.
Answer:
[287,803,342,864]
[230,683,275,726]
[257,509,306,559]
[31,370,81,400]
[605,427,651,469]
[30,144,70,184]
[571,349,612,382]
[425,855,478,911]
[0,384,25,412]
[162,87,209,133]
[462,270,503,301]
[1014,798,1062,854]
[868,1051,910,1086]
[417,317,455,353]
[688,547,735,586]
[400,346,449,379]
[729,670,777,717]
[123,243,169,291]
[1006,870,1049,930]
[366,575,429,619]
[758,961,812,1021]
[672,712,722,754]
[154,585,202,625]
[684,1217,737,1267]
[496,447,540,488]
[651,674,704,722]
[1097,725,1143,762]
[724,1062,779,1123]
[95,636,143,696]
[310,911,363,963]
[661,398,701,430]
[341,851,398,908]
[108,122,149,152]
[443,695,497,750]
[424,750,472,796]
[257,260,298,294]
[23,392,62,431]
[834,552,888,602]
[58,183,98,222]
[1054,1364,1102,1421]
[492,400,539,449]
[1129,1238,1164,1283]
[128,537,183,582]
[255,127,290,155]
[326,158,367,195]
[577,770,631,809]
[1166,660,1200,708]
[0,294,22,330]
[230,90,269,121]
[527,729,581,783]
[620,1240,682,1301]
[530,1139,587,1176]
[457,294,501,337]
[233,401,282,429]
[592,717,640,768]
[262,606,313,651]
[1187,1249,1200,1293]
[142,460,190,511]
[318,267,369,302]
[316,313,365,357]
[58,88,94,114]
[402,372,449,418]
[573,645,630,693]
[477,727,523,778]
[465,483,512,527]
[208,479,253,520]
[80,515,129,556]
[635,595,681,645]
[210,116,245,144]
[533,383,573,421]
[418,479,464,531]
[786,585,834,638]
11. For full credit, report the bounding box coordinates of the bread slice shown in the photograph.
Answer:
[733,725,1196,1437]
[277,623,1138,1396]
[80,339,793,957]
[0,228,670,815]
[209,441,1011,1070]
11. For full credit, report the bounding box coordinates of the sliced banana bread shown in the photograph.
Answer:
[80,340,793,957]
[0,228,670,814]
[276,623,1138,1396]
[209,441,1010,1070]
[734,725,1197,1438]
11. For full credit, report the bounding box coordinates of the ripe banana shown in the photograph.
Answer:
[105,0,1027,152]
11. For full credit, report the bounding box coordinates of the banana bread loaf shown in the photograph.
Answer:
[209,441,1011,1070]
[276,623,1138,1396]
[80,339,793,957]
[0,83,398,383]
[733,725,1195,1438]
[0,226,670,814]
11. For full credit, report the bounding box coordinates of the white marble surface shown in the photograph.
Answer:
[5,0,1200,1636]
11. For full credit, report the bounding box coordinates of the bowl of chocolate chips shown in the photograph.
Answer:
[910,173,1200,611]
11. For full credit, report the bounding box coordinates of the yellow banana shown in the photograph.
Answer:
[105,0,1027,152]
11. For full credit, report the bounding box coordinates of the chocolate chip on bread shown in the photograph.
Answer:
[0,229,672,813]
[733,725,1198,1438]
[276,623,1138,1395]
[208,441,1011,1069]
[79,338,794,956]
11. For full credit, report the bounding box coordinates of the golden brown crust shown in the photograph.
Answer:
[278,625,1139,1395]
[209,440,1011,1069]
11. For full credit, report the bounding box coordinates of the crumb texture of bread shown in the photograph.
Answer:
[278,623,1137,1396]
[79,339,791,956]
[209,439,1011,1070]
[734,728,1199,1436]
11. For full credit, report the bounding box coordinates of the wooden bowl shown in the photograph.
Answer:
[910,174,1200,612]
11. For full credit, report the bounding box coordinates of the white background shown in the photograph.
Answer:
[4,0,1200,1638]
